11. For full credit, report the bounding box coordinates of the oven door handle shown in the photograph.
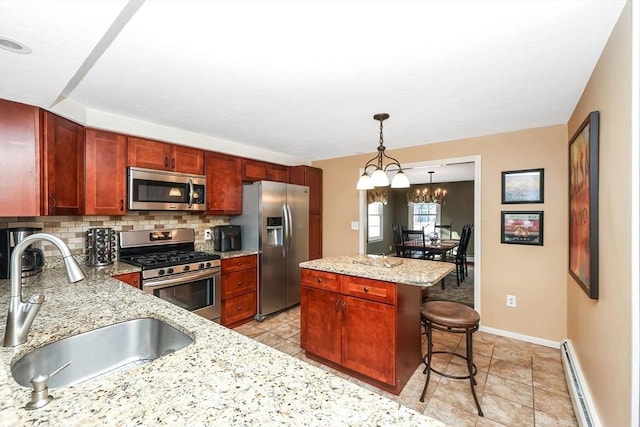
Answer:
[143,269,217,290]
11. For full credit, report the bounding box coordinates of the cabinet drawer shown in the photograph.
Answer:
[222,269,257,299]
[301,268,340,292]
[221,255,257,272]
[341,276,396,305]
[222,292,256,326]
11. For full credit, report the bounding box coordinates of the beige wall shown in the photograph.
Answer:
[314,123,568,342]
[566,3,633,426]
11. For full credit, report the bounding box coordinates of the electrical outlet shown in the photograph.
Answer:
[204,229,212,241]
[506,294,516,307]
[351,221,359,230]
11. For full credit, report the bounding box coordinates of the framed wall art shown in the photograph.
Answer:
[500,211,543,246]
[501,168,544,204]
[568,111,599,299]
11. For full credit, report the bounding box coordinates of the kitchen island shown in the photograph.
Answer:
[299,255,454,395]
[0,260,443,426]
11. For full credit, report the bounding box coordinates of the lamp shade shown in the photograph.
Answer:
[391,170,410,188]
[357,173,374,190]
[370,169,390,187]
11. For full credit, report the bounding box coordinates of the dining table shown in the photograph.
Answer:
[397,238,459,261]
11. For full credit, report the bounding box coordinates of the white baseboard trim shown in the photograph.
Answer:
[479,325,561,348]
[561,339,601,427]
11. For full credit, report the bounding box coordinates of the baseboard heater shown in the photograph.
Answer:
[561,339,599,427]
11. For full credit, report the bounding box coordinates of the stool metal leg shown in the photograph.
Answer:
[466,331,483,416]
[420,321,433,402]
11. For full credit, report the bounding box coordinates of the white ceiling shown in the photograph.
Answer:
[0,0,626,167]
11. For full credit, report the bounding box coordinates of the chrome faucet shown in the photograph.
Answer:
[3,233,86,347]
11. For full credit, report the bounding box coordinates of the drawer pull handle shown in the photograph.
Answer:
[335,299,340,312]
[363,287,369,293]
[317,278,322,283]
[237,262,243,266]
[238,281,243,286]
[238,306,243,311]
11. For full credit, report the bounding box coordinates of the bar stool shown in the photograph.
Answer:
[419,300,483,416]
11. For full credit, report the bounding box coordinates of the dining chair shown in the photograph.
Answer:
[392,224,405,257]
[402,228,429,259]
[445,224,471,287]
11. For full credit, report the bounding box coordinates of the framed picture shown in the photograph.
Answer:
[569,111,599,299]
[501,168,544,204]
[500,211,543,245]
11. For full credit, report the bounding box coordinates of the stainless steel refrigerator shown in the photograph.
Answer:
[230,181,309,320]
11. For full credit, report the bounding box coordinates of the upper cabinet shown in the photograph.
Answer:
[205,152,243,215]
[289,165,323,260]
[243,159,289,183]
[289,165,322,215]
[127,137,204,175]
[42,111,85,216]
[85,129,127,215]
[0,99,41,217]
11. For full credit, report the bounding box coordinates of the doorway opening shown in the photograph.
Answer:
[358,155,482,313]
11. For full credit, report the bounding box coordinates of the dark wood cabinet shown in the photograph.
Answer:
[243,159,289,183]
[42,111,85,215]
[309,214,322,260]
[289,165,322,215]
[128,137,204,174]
[0,99,41,216]
[300,268,420,395]
[205,152,243,215]
[221,255,257,327]
[290,165,323,259]
[112,272,140,289]
[85,129,127,215]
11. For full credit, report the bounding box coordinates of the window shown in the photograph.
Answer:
[409,202,441,234]
[367,202,384,242]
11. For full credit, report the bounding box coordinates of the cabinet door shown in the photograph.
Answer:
[341,295,396,385]
[113,272,140,289]
[309,214,322,260]
[0,99,41,216]
[127,137,171,170]
[300,287,342,364]
[42,112,85,215]
[243,159,289,183]
[205,152,242,215]
[85,129,127,215]
[290,166,322,215]
[171,145,204,174]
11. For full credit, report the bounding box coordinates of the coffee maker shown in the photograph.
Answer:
[0,227,44,279]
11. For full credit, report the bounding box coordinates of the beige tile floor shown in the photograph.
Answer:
[233,306,578,426]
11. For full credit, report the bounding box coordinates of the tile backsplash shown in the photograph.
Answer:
[0,212,230,258]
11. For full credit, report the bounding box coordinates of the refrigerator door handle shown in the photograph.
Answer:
[282,204,288,257]
[284,204,293,254]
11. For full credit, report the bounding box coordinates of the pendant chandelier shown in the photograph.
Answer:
[356,113,410,190]
[406,171,447,204]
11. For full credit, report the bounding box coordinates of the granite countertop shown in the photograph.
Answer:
[300,254,454,287]
[0,263,443,426]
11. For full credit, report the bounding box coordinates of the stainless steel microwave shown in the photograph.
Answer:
[128,167,206,211]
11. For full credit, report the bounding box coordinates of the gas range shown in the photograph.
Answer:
[119,229,220,280]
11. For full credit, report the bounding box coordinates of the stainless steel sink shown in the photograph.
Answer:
[11,318,193,388]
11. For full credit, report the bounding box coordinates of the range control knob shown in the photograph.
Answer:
[206,262,211,268]
[198,263,205,269]
[167,268,174,274]
[158,269,165,276]
[183,265,190,272]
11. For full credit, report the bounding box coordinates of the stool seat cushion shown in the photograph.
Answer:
[421,301,480,329]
